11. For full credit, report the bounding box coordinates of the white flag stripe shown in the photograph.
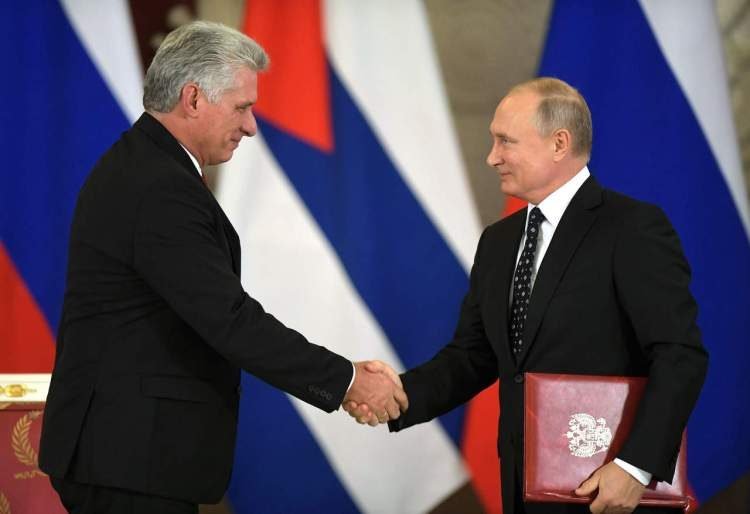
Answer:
[639,0,750,237]
[218,136,467,514]
[60,0,143,124]
[324,0,482,272]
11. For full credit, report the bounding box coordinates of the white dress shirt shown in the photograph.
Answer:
[513,166,590,290]
[513,166,652,486]
[179,143,202,176]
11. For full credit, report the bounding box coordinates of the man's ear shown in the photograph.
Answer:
[551,128,572,162]
[179,83,201,117]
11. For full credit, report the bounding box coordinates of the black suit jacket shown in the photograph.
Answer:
[389,177,708,513]
[39,113,353,503]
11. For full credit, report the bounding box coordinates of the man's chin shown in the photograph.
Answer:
[499,182,517,197]
[211,151,235,166]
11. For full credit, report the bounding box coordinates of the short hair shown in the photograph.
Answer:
[143,21,269,113]
[510,77,593,158]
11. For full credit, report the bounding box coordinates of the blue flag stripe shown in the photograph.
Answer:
[0,1,131,329]
[229,373,360,513]
[256,64,469,444]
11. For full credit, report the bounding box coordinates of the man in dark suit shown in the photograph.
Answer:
[346,78,708,514]
[39,21,407,514]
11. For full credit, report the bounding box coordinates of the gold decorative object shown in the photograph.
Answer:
[0,385,35,399]
[11,411,41,468]
[0,491,10,514]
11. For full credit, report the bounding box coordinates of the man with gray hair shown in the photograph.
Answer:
[347,77,707,514]
[39,21,406,514]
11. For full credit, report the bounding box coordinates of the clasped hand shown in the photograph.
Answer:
[342,361,407,427]
[575,461,646,514]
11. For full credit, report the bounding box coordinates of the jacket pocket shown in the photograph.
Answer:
[140,375,216,403]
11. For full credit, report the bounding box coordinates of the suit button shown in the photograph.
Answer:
[514,374,524,384]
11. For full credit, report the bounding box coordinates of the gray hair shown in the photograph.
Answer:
[510,77,593,159]
[143,21,269,112]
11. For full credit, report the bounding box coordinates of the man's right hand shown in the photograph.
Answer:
[343,360,408,427]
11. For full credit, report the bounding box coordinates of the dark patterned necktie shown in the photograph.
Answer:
[509,207,544,356]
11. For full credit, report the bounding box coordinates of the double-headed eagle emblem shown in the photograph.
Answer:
[565,413,613,458]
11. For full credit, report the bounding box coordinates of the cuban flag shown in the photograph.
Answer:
[217,1,479,512]
[1,1,476,512]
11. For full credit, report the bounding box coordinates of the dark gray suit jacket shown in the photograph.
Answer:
[389,177,708,513]
[39,113,353,503]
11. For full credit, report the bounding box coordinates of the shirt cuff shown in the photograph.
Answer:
[614,458,652,486]
[345,362,356,394]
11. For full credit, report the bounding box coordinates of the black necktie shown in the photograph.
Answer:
[509,207,544,356]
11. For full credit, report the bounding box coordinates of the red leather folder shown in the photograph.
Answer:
[523,372,690,508]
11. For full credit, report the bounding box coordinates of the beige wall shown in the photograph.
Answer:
[717,0,750,206]
[423,0,553,225]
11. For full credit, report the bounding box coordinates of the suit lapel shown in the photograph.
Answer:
[218,208,242,277]
[488,208,526,363]
[134,113,242,277]
[516,177,603,367]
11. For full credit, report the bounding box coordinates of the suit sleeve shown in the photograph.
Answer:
[390,228,499,432]
[613,203,708,481]
[132,175,353,412]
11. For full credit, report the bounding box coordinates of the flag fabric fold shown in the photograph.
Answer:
[0,0,141,373]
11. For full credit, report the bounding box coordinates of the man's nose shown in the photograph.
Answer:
[241,112,257,137]
[487,143,502,167]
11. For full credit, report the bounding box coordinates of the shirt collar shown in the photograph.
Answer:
[529,166,590,229]
[179,143,202,176]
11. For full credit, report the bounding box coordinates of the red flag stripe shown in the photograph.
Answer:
[462,381,502,514]
[243,0,333,153]
[0,243,55,372]
[461,195,526,514]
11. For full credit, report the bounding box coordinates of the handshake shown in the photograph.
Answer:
[342,361,408,427]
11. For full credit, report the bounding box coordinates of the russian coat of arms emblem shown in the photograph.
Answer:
[565,413,612,458]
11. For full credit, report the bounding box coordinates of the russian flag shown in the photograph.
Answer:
[539,0,748,506]
[458,1,750,512]
[0,1,141,373]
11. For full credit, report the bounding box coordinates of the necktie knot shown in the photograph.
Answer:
[527,206,544,232]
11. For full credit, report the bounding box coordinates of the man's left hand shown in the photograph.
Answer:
[575,461,646,514]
